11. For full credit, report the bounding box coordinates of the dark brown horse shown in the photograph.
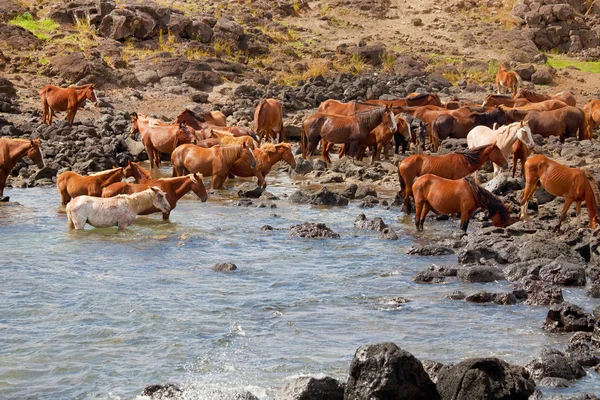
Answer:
[413,174,510,232]
[254,98,285,144]
[444,96,488,111]
[366,92,443,108]
[433,107,508,141]
[0,138,44,201]
[40,84,98,125]
[503,107,585,141]
[515,89,576,107]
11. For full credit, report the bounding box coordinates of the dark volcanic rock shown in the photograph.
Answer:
[539,257,586,286]
[141,383,182,399]
[237,182,263,198]
[437,358,535,400]
[211,262,237,271]
[543,303,595,333]
[526,347,586,382]
[457,265,504,283]
[277,376,344,400]
[407,245,455,256]
[290,222,340,239]
[518,277,564,305]
[344,342,440,400]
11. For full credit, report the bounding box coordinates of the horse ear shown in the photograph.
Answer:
[242,141,247,148]
[150,186,160,194]
[520,120,523,127]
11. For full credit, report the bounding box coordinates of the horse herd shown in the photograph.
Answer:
[1,75,600,232]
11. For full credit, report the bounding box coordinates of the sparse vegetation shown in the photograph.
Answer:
[547,54,600,74]
[381,51,395,73]
[158,30,177,53]
[8,12,59,40]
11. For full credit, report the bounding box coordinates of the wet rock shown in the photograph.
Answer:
[31,166,57,182]
[141,383,182,399]
[565,341,599,367]
[457,265,504,283]
[494,292,519,305]
[289,189,311,204]
[421,360,444,384]
[211,262,237,271]
[237,182,263,198]
[437,358,535,400]
[413,265,457,284]
[338,183,358,199]
[290,222,340,239]
[344,342,440,400]
[379,227,399,240]
[276,376,344,400]
[293,156,313,175]
[526,347,586,382]
[464,291,495,303]
[585,281,600,298]
[446,290,466,300]
[354,214,386,231]
[408,245,455,256]
[543,303,594,333]
[518,277,564,305]
[518,238,582,264]
[310,187,349,206]
[502,259,547,281]
[539,257,586,286]
[355,185,377,199]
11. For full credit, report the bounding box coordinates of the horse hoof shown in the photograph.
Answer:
[0,196,9,202]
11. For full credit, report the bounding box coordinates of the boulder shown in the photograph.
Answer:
[140,383,182,399]
[531,69,552,85]
[345,42,385,66]
[344,342,440,400]
[237,182,263,198]
[211,262,237,271]
[0,77,16,96]
[436,358,535,400]
[539,257,586,286]
[514,64,536,81]
[276,376,344,400]
[124,138,145,156]
[0,23,42,50]
[290,222,340,239]
[213,17,244,40]
[354,214,387,231]
[457,265,504,283]
[585,281,600,298]
[310,187,349,206]
[518,277,564,305]
[0,0,27,22]
[543,303,595,333]
[50,52,114,86]
[526,347,586,382]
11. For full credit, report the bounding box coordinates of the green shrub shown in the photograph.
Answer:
[8,12,59,40]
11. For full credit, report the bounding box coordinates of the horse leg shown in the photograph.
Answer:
[459,211,471,232]
[212,174,225,189]
[511,158,517,178]
[555,197,574,232]
[419,202,431,231]
[414,196,424,231]
[255,171,267,189]
[41,101,47,124]
[575,201,582,228]
[49,109,54,125]
[403,186,413,215]
[520,166,539,220]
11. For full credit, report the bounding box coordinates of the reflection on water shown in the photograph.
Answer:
[0,165,599,399]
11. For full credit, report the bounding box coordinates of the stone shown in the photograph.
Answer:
[276,376,344,400]
[539,257,586,286]
[0,77,16,96]
[290,222,340,239]
[0,23,42,50]
[135,70,160,85]
[32,167,57,182]
[211,262,237,271]
[531,69,552,85]
[191,92,209,103]
[310,187,349,206]
[124,138,145,156]
[518,277,564,305]
[585,281,600,298]
[140,383,182,399]
[526,347,586,382]
[237,182,263,198]
[514,65,536,81]
[345,42,386,66]
[457,265,504,283]
[543,303,595,333]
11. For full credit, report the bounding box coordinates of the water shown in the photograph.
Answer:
[1,166,599,399]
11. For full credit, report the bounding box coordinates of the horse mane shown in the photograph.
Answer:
[260,143,278,154]
[407,92,432,101]
[487,94,512,100]
[133,164,152,180]
[220,145,244,165]
[123,188,156,210]
[185,108,212,123]
[88,167,122,177]
[466,177,510,225]
[356,107,387,128]
[456,144,490,167]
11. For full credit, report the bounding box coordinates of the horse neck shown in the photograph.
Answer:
[585,178,599,221]
[171,177,193,201]
[7,140,32,162]
[502,125,520,148]
[126,191,153,213]
[74,86,91,105]
[101,169,123,184]
[222,146,243,166]
[460,149,489,173]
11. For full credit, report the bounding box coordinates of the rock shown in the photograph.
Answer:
[457,265,504,283]
[0,0,28,23]
[289,190,311,204]
[518,277,564,305]
[464,291,495,303]
[135,70,160,85]
[276,376,344,400]
[421,360,444,384]
[446,290,466,300]
[338,183,358,199]
[526,347,586,382]
[141,383,182,399]
[543,303,595,333]
[514,64,536,81]
[408,245,455,256]
[411,18,423,26]
[585,281,600,298]
[50,52,115,86]
[531,69,552,85]
[539,257,586,286]
[0,22,42,50]
[355,185,377,199]
[354,214,387,231]
[392,55,426,78]
[310,187,349,206]
[182,70,206,89]
[214,17,244,40]
[211,262,237,271]
[379,227,399,240]
[344,342,440,400]
[31,167,57,182]
[483,173,508,195]
[237,182,263,198]
[124,138,145,156]
[293,156,313,174]
[290,222,340,239]
[191,92,209,103]
[0,77,16,96]
[345,42,385,66]
[437,358,535,400]
[565,341,599,367]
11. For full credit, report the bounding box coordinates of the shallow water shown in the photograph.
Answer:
[1,165,599,399]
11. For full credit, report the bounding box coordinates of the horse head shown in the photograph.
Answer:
[28,139,45,169]
[177,123,196,145]
[130,112,140,136]
[87,83,98,105]
[515,88,529,99]
[487,141,509,169]
[518,120,535,150]
[396,116,412,142]
[241,142,257,169]
[279,143,296,168]
[150,187,171,213]
[383,106,397,133]
[189,173,208,202]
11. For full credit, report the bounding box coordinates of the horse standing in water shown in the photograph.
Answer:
[229,143,296,188]
[0,138,44,201]
[254,98,285,144]
[413,174,511,232]
[495,62,521,96]
[173,108,227,129]
[66,187,171,230]
[40,84,98,125]
[57,168,129,205]
[520,155,600,231]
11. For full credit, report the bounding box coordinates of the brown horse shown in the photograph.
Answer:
[229,143,296,188]
[101,173,208,219]
[40,84,98,125]
[583,99,600,140]
[366,92,443,107]
[433,107,508,141]
[503,107,585,141]
[171,144,257,189]
[520,155,600,231]
[398,143,508,213]
[57,168,126,205]
[121,161,152,184]
[445,96,488,111]
[130,113,197,168]
[515,89,576,107]
[213,131,258,149]
[254,98,284,144]
[413,174,510,232]
[357,115,411,163]
[196,125,258,141]
[173,108,227,129]
[511,140,531,178]
[302,106,395,163]
[482,94,531,108]
[0,138,44,201]
[500,99,569,112]
[495,62,521,96]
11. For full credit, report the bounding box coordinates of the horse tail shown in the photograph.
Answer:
[278,103,285,143]
[301,120,307,159]
[398,163,406,195]
[466,177,510,225]
[430,120,442,152]
[66,206,74,229]
[585,171,600,214]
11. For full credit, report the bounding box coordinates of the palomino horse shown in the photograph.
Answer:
[467,121,535,179]
[212,131,258,149]
[130,113,197,168]
[398,143,508,213]
[302,106,395,163]
[0,138,44,201]
[254,98,284,144]
[502,107,585,141]
[413,174,511,232]
[57,167,128,205]
[495,62,521,96]
[40,84,98,125]
[520,155,600,231]
[171,144,257,189]
[67,187,170,230]
[102,173,208,219]
[432,107,508,142]
[173,108,227,129]
[229,143,296,188]
[515,89,576,107]
[583,99,600,140]
[482,94,531,108]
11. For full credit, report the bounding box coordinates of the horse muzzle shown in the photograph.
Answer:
[250,160,257,168]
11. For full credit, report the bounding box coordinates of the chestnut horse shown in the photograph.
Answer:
[482,94,530,108]
[358,114,411,163]
[302,106,395,163]
[254,98,285,144]
[57,167,128,205]
[212,131,258,149]
[40,84,98,125]
[511,140,531,178]
[500,99,569,112]
[171,144,257,189]
[583,99,600,140]
[515,89,576,107]
[229,143,296,188]
[130,113,197,168]
[0,138,44,201]
[502,107,585,141]
[173,108,227,129]
[411,105,475,151]
[398,143,508,213]
[317,93,441,116]
[102,173,208,219]
[413,175,510,232]
[495,62,521,96]
[520,155,600,231]
[432,107,508,142]
[366,92,443,107]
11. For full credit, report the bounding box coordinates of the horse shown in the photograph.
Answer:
[432,107,508,142]
[520,155,600,231]
[515,89,576,107]
[467,121,535,180]
[502,107,585,141]
[583,99,600,140]
[130,113,197,169]
[511,140,531,178]
[411,105,475,151]
[500,99,569,112]
[366,92,443,107]
[254,98,285,144]
[213,131,258,149]
[413,174,511,232]
[171,144,257,189]
[495,62,521,96]
[482,94,531,108]
[121,161,152,184]
[445,96,487,111]
[302,106,395,163]
[398,143,508,213]
[102,173,208,219]
[0,138,44,201]
[57,168,126,205]
[196,125,258,141]
[173,108,227,129]
[395,114,427,155]
[358,114,411,163]
[229,143,296,188]
[66,187,171,230]
[40,84,98,125]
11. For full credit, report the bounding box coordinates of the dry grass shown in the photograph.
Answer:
[158,30,176,53]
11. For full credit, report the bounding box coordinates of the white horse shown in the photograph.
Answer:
[66,187,170,230]
[467,121,535,181]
